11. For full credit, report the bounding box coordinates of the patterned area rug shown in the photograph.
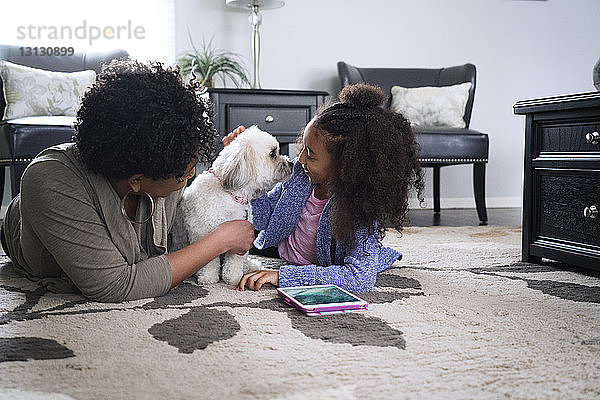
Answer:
[1,226,599,400]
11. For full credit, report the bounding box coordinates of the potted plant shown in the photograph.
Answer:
[177,34,250,88]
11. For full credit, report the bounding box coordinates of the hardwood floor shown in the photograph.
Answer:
[406,207,522,227]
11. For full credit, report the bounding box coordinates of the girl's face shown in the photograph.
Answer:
[299,119,333,196]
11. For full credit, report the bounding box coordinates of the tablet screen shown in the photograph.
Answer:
[279,285,362,306]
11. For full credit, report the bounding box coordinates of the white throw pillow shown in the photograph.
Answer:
[390,82,472,128]
[0,60,96,120]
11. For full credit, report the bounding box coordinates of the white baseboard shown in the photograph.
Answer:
[409,196,522,210]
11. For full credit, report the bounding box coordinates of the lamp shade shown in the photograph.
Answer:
[226,0,285,10]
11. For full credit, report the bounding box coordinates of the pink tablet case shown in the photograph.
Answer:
[278,288,369,315]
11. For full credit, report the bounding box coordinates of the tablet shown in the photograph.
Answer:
[277,285,369,316]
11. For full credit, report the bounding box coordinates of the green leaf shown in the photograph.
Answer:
[175,29,250,88]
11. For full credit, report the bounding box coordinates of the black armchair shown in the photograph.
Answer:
[337,61,489,224]
[0,45,129,203]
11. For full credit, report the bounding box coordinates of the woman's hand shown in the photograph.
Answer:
[237,270,279,291]
[222,125,246,147]
[216,220,255,255]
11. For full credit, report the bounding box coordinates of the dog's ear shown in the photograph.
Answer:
[221,142,257,191]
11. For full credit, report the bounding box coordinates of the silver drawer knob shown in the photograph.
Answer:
[265,115,274,123]
[585,131,600,145]
[583,205,598,219]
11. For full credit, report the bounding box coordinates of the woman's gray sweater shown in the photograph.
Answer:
[2,143,181,302]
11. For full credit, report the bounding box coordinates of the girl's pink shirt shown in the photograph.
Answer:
[278,190,328,265]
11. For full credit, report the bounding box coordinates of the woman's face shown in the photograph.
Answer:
[140,163,196,198]
[298,119,333,193]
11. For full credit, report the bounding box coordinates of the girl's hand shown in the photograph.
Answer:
[237,270,279,291]
[222,125,246,147]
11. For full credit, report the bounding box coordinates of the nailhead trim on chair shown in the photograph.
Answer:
[0,158,34,163]
[418,158,488,163]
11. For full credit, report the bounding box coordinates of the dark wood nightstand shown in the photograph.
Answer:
[208,88,328,156]
[514,91,600,271]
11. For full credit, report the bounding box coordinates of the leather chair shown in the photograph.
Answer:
[0,45,129,203]
[338,61,489,224]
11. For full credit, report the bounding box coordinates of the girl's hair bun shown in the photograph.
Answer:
[339,83,385,108]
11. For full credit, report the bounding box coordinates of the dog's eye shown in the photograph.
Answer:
[269,149,277,158]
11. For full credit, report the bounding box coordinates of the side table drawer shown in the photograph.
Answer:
[208,88,328,156]
[227,105,310,135]
[540,120,600,154]
[537,170,600,248]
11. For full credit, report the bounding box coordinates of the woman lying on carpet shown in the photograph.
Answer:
[0,59,255,302]
[236,83,424,293]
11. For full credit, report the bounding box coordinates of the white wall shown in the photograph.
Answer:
[175,0,600,209]
[1,0,176,64]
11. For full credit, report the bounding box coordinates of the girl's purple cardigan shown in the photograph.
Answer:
[251,160,401,292]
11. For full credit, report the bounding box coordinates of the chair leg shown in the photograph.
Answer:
[473,163,488,225]
[433,166,441,214]
[0,166,4,208]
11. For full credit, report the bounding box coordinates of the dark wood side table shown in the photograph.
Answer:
[208,88,328,156]
[514,91,600,271]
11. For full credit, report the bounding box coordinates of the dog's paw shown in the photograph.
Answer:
[195,262,220,284]
[195,273,220,285]
[221,272,242,287]
[244,257,261,274]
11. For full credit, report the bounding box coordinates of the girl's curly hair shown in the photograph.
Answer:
[313,83,425,245]
[73,59,217,181]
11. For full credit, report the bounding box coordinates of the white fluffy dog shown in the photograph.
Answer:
[171,125,293,286]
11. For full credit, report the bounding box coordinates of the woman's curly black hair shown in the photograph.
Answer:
[73,59,217,181]
[312,83,425,245]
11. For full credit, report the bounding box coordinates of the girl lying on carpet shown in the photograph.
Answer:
[0,59,255,302]
[236,83,424,293]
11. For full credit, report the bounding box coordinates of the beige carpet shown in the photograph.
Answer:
[1,226,599,400]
